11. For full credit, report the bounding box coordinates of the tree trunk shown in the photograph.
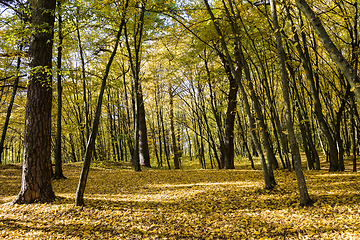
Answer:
[211,50,238,169]
[169,84,180,169]
[75,7,128,206]
[138,84,151,167]
[13,0,56,204]
[288,6,339,171]
[54,3,66,179]
[270,0,313,206]
[124,2,146,171]
[160,109,171,170]
[75,9,90,141]
[351,96,357,172]
[154,85,163,167]
[204,0,273,189]
[295,0,360,102]
[237,112,255,169]
[0,47,22,163]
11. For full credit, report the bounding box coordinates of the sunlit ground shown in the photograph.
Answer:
[0,158,359,239]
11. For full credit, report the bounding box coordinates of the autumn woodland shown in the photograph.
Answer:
[0,0,359,239]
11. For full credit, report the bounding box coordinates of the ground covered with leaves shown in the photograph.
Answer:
[0,161,359,239]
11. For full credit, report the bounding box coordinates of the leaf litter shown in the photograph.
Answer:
[0,162,359,239]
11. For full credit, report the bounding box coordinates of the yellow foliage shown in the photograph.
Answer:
[0,163,359,239]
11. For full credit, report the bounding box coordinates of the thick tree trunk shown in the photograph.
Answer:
[124,2,146,171]
[13,0,56,204]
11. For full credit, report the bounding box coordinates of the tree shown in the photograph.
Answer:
[295,0,360,103]
[0,46,22,163]
[75,0,129,206]
[270,0,312,206]
[53,0,66,180]
[203,0,274,189]
[12,0,57,204]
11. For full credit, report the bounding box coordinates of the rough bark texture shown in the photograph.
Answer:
[13,0,56,204]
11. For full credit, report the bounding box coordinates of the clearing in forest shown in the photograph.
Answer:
[0,161,359,239]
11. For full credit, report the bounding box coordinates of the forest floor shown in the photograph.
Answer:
[0,158,359,239]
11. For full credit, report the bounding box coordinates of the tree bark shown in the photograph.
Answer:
[351,96,357,172]
[13,0,56,204]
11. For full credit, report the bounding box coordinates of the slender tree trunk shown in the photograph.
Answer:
[291,69,321,170]
[121,65,134,161]
[75,7,128,206]
[204,0,273,189]
[13,0,57,204]
[69,133,77,162]
[270,0,312,206]
[295,0,360,102]
[0,46,22,162]
[288,6,339,171]
[155,86,163,167]
[160,111,171,170]
[186,127,192,162]
[75,9,90,140]
[237,112,255,169]
[351,96,357,172]
[54,3,66,179]
[169,84,180,169]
